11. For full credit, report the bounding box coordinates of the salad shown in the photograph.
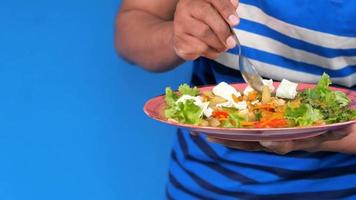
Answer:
[164,73,356,128]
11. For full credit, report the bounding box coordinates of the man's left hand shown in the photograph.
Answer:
[208,124,355,154]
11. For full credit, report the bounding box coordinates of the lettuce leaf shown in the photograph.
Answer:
[165,87,178,106]
[333,91,349,107]
[298,73,355,124]
[220,113,243,128]
[285,104,323,126]
[165,99,202,124]
[178,84,200,96]
[164,85,202,124]
[317,72,332,89]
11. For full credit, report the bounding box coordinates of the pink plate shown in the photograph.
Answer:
[144,83,356,141]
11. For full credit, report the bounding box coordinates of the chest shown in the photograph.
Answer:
[240,0,356,37]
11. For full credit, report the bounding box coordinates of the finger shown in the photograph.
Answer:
[318,124,356,153]
[259,140,295,154]
[259,130,349,154]
[201,47,222,60]
[183,17,227,52]
[207,0,239,26]
[298,130,349,152]
[313,130,349,142]
[174,34,220,60]
[208,137,267,151]
[230,0,239,8]
[191,1,237,49]
[331,124,355,137]
[260,137,326,155]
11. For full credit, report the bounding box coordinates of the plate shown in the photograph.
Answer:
[144,83,356,141]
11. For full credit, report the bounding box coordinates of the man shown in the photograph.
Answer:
[116,0,356,199]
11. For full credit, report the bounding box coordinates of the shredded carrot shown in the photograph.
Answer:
[248,91,257,101]
[253,104,273,110]
[255,119,288,128]
[212,110,229,119]
[241,121,257,126]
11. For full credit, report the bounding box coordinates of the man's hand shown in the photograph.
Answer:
[208,124,356,154]
[173,0,239,60]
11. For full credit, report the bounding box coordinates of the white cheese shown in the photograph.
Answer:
[276,79,298,99]
[216,100,247,110]
[216,101,234,108]
[212,82,240,102]
[262,79,275,92]
[176,95,202,105]
[203,105,213,118]
[243,79,275,95]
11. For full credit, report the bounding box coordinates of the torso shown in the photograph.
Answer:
[166,1,356,199]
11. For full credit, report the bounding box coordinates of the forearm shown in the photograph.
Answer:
[115,10,184,72]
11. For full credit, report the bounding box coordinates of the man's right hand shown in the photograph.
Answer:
[173,0,240,60]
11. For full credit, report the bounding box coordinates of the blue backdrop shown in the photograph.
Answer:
[0,0,191,199]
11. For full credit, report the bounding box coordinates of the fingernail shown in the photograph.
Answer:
[228,15,240,26]
[226,36,236,49]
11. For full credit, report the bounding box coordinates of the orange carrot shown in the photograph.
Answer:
[212,110,229,119]
[255,119,288,128]
[241,121,257,126]
[248,91,257,101]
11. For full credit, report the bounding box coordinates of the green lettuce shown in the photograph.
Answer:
[254,111,262,121]
[220,113,244,128]
[164,87,178,106]
[333,91,349,107]
[164,99,202,124]
[164,85,202,125]
[178,84,200,96]
[285,104,323,126]
[298,73,355,124]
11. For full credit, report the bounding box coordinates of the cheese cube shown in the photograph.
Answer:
[262,79,275,92]
[276,79,298,99]
[212,82,240,102]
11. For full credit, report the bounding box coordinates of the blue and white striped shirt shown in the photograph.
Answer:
[166,0,356,199]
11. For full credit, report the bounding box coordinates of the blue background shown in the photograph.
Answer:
[0,0,191,199]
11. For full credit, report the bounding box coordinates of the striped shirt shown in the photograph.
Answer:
[166,0,356,199]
